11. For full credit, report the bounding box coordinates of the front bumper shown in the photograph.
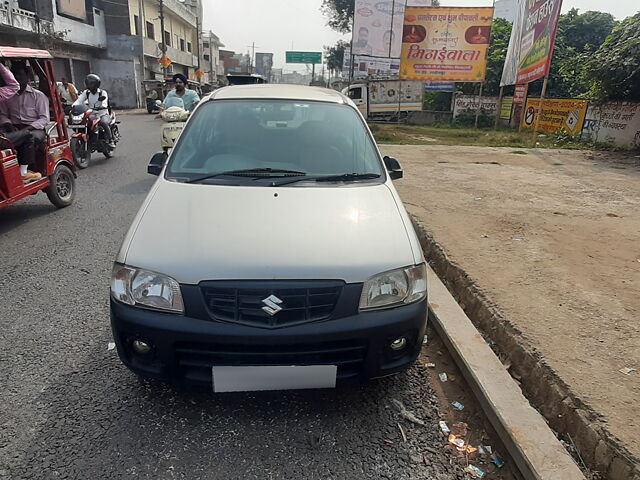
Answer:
[110,296,427,388]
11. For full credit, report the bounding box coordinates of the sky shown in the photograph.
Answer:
[202,0,639,72]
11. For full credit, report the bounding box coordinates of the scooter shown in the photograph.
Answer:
[160,97,190,153]
[68,99,121,169]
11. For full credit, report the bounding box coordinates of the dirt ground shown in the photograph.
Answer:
[381,144,640,460]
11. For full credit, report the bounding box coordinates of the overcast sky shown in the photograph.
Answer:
[202,0,639,71]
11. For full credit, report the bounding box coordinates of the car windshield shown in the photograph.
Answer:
[165,99,384,185]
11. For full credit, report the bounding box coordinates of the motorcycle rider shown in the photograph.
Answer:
[163,73,199,112]
[73,74,114,148]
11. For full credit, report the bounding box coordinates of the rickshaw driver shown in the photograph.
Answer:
[0,63,49,182]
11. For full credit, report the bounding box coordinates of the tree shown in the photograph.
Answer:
[321,0,354,33]
[558,9,617,52]
[587,12,640,101]
[324,40,349,77]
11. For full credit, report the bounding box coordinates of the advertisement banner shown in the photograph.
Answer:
[500,97,514,119]
[453,95,499,118]
[400,7,494,82]
[353,1,406,58]
[513,84,528,104]
[425,81,455,92]
[521,98,587,133]
[500,0,525,86]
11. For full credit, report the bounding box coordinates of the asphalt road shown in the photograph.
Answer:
[0,114,465,480]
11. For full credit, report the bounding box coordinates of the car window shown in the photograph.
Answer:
[348,88,362,100]
[166,100,383,183]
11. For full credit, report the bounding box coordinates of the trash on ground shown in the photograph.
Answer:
[491,452,505,468]
[107,342,116,351]
[391,399,425,426]
[479,445,492,455]
[439,421,450,434]
[480,234,489,238]
[452,401,465,410]
[422,335,428,345]
[398,423,407,442]
[448,434,466,449]
[451,422,468,436]
[512,237,524,242]
[474,197,482,201]
[425,362,436,368]
[619,367,636,375]
[439,372,448,382]
[383,439,394,445]
[464,465,485,478]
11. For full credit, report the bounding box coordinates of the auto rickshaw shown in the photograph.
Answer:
[0,46,77,210]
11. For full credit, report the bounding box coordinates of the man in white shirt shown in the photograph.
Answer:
[73,74,114,148]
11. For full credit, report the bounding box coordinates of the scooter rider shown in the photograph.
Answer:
[73,74,114,148]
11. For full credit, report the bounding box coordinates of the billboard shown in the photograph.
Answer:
[501,0,563,85]
[521,98,588,133]
[286,51,322,64]
[400,7,494,82]
[352,0,406,58]
[255,53,273,79]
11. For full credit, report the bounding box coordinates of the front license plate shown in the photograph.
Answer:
[212,365,337,393]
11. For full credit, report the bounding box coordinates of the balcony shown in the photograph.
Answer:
[143,37,196,67]
[53,8,106,49]
[163,0,197,28]
[0,2,54,35]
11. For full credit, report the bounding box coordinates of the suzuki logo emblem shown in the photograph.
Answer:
[261,295,283,316]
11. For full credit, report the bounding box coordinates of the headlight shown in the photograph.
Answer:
[71,114,84,123]
[359,264,427,310]
[110,263,184,314]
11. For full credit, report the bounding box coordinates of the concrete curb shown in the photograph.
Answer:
[426,265,585,479]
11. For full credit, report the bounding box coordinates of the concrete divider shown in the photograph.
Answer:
[426,266,585,480]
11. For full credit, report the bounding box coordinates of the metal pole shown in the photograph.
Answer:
[138,0,146,107]
[494,85,504,130]
[311,63,315,84]
[532,74,549,138]
[159,0,167,93]
[209,31,213,85]
[474,82,484,129]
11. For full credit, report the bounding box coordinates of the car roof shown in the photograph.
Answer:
[209,84,348,104]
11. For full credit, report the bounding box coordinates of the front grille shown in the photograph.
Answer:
[175,339,367,381]
[200,280,344,328]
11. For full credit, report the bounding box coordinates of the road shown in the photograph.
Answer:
[0,114,470,480]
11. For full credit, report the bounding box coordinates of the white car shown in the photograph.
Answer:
[110,84,428,392]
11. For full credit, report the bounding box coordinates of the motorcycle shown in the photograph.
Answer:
[68,99,120,169]
[160,97,191,153]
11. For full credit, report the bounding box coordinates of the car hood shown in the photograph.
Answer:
[122,180,417,284]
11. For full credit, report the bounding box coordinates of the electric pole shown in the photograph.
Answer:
[159,0,167,86]
[247,42,259,73]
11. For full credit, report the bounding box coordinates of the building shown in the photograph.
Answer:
[99,0,203,107]
[494,0,517,23]
[200,30,224,90]
[271,68,283,84]
[0,0,107,84]
[254,52,273,81]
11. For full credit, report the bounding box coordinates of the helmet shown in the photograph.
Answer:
[84,74,101,90]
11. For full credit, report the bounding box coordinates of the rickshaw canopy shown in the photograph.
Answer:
[0,46,53,59]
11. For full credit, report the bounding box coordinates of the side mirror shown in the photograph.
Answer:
[148,152,167,176]
[383,155,403,180]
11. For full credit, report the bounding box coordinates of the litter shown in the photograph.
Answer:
[474,197,482,201]
[422,335,429,345]
[439,372,448,382]
[391,399,425,426]
[449,435,465,449]
[451,422,468,436]
[512,237,524,242]
[451,401,465,410]
[480,234,489,238]
[464,465,485,478]
[107,342,116,351]
[619,367,636,375]
[398,423,407,442]
[491,453,505,468]
[439,421,450,434]
[383,439,394,445]
[425,362,436,368]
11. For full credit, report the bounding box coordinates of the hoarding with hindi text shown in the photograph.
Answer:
[400,7,494,82]
[521,98,587,134]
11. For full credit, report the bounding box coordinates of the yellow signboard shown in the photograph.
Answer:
[400,7,494,82]
[500,97,514,120]
[521,98,588,134]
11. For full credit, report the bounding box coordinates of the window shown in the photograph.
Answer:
[203,54,210,61]
[180,38,185,51]
[164,31,171,47]
[187,42,192,53]
[203,42,210,49]
[348,87,363,100]
[146,21,154,39]
[133,15,139,35]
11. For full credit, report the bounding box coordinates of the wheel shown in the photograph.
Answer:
[103,147,113,159]
[45,164,75,208]
[71,137,90,169]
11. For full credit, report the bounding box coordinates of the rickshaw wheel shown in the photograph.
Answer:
[45,165,75,208]
[71,137,90,169]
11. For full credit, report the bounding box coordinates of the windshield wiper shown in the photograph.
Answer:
[184,168,307,184]
[314,173,381,182]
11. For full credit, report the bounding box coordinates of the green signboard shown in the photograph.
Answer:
[286,51,322,64]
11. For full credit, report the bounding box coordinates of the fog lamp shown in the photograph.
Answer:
[390,337,407,351]
[132,339,152,355]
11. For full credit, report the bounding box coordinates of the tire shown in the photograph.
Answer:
[45,164,75,208]
[71,137,90,169]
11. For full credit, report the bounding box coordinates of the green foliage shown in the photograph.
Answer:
[586,12,640,102]
[324,40,349,74]
[321,0,354,33]
[423,91,452,111]
[453,112,494,128]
